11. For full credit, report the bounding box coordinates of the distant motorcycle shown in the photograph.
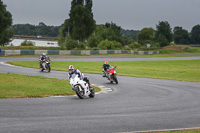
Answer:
[105,66,118,84]
[40,58,51,72]
[69,74,95,99]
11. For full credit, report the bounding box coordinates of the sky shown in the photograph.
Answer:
[2,0,200,31]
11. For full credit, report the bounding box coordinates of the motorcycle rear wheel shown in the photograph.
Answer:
[89,89,95,98]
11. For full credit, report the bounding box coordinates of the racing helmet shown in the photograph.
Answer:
[42,53,46,57]
[104,61,109,64]
[69,65,74,73]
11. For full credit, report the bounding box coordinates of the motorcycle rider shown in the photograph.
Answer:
[102,61,110,77]
[39,53,50,69]
[68,65,93,90]
[68,65,81,79]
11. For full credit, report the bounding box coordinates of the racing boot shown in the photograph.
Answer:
[102,71,106,77]
[88,82,94,91]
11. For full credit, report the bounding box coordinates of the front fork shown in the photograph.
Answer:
[73,85,84,93]
[42,62,46,69]
[109,73,116,80]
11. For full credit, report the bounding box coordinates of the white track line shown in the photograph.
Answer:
[0,62,24,68]
[50,85,113,98]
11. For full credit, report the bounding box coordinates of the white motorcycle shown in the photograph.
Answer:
[69,74,95,99]
[40,58,51,72]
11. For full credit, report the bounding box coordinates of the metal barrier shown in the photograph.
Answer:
[0,50,160,56]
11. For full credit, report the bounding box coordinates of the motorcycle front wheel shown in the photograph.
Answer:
[47,65,51,72]
[75,86,85,99]
[113,75,118,84]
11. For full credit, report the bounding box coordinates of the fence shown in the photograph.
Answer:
[0,50,159,56]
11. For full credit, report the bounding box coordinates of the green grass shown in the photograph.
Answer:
[0,73,100,98]
[8,60,200,82]
[158,130,200,133]
[126,54,200,58]
[160,47,200,54]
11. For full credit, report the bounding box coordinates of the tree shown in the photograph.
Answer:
[85,0,93,16]
[191,24,200,44]
[95,23,125,46]
[59,19,71,40]
[120,29,140,43]
[0,0,12,46]
[70,5,95,41]
[59,0,95,44]
[155,21,173,47]
[137,27,155,45]
[173,26,190,44]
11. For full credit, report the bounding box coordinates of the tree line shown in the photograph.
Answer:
[11,22,61,37]
[58,0,200,50]
[1,0,200,48]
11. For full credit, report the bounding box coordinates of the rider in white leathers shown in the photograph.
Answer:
[68,65,93,90]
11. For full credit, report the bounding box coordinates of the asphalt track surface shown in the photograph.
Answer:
[0,56,200,133]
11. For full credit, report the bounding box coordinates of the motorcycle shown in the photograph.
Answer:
[40,58,51,72]
[69,74,95,99]
[105,66,118,84]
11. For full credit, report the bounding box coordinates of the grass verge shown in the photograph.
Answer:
[8,60,200,82]
[156,129,200,133]
[0,73,100,98]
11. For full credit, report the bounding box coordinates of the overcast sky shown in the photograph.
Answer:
[2,0,200,31]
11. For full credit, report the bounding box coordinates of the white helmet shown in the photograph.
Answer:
[69,65,74,73]
[42,53,46,56]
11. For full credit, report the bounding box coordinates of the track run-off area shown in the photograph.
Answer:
[0,56,200,133]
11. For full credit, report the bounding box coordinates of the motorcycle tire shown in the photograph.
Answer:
[89,89,95,98]
[47,66,51,72]
[113,75,118,84]
[76,86,84,99]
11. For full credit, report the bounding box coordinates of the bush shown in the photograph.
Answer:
[87,34,101,48]
[74,42,85,50]
[159,49,181,54]
[97,40,122,50]
[129,42,141,49]
[64,34,78,50]
[123,46,131,50]
[183,47,200,53]
[150,42,160,49]
[66,39,78,50]
[21,40,35,46]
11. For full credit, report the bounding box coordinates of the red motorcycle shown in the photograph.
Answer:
[105,66,118,84]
